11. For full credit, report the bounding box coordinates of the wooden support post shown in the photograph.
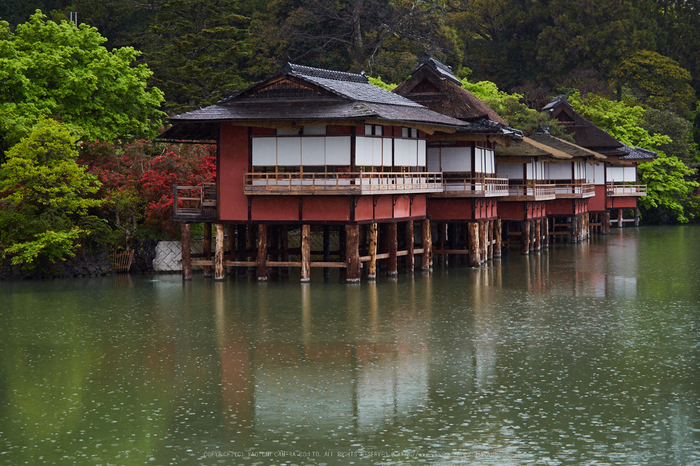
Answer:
[479,221,488,262]
[301,224,311,282]
[534,219,541,250]
[634,207,640,227]
[487,220,494,259]
[323,225,331,279]
[494,219,502,257]
[181,223,192,280]
[468,222,480,266]
[602,211,611,235]
[421,219,431,270]
[346,224,361,282]
[368,223,378,278]
[521,221,530,255]
[437,222,446,265]
[405,219,415,272]
[544,218,549,247]
[618,209,624,228]
[215,224,225,280]
[237,225,247,277]
[203,222,212,277]
[257,224,268,281]
[387,221,398,275]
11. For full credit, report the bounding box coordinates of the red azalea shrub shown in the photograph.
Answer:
[80,141,216,243]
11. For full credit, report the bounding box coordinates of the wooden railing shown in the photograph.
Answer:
[243,171,443,195]
[438,176,510,197]
[504,183,557,201]
[554,182,596,198]
[606,182,647,197]
[173,183,216,218]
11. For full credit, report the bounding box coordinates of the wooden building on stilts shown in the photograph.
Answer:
[542,96,655,231]
[393,56,520,264]
[157,63,465,281]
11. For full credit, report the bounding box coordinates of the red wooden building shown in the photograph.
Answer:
[158,63,464,281]
[393,56,519,264]
[542,96,655,230]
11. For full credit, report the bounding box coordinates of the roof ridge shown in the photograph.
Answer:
[284,62,368,84]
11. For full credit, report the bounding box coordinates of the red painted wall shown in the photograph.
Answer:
[410,195,427,217]
[499,201,548,220]
[301,197,351,222]
[394,195,411,218]
[355,196,374,221]
[607,197,637,209]
[219,123,250,221]
[428,198,473,220]
[588,185,606,212]
[374,196,393,219]
[251,197,298,222]
[547,199,574,216]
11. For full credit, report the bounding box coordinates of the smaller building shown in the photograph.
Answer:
[543,96,655,229]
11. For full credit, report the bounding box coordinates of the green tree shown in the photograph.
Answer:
[536,0,653,85]
[0,11,165,157]
[0,118,103,268]
[569,91,698,222]
[247,0,460,84]
[614,50,696,118]
[462,78,568,137]
[643,108,698,163]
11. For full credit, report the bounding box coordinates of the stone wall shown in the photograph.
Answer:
[152,240,203,272]
[0,251,114,280]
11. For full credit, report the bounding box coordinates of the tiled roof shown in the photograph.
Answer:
[530,128,605,160]
[161,62,467,140]
[619,145,657,160]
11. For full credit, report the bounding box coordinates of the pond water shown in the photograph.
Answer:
[1,226,699,465]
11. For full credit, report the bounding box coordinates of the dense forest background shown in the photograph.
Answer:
[1,0,699,269]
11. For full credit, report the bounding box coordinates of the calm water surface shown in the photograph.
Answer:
[1,226,699,465]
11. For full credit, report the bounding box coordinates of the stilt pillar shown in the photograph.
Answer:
[256,224,268,281]
[479,221,488,263]
[437,222,447,265]
[521,220,530,255]
[634,207,640,227]
[618,209,624,228]
[494,219,502,257]
[203,222,212,277]
[405,220,415,272]
[534,219,541,250]
[387,221,398,275]
[181,223,192,280]
[421,219,432,270]
[215,224,225,280]
[487,221,494,259]
[301,224,311,282]
[602,211,611,235]
[346,224,361,282]
[468,222,480,266]
[368,223,378,278]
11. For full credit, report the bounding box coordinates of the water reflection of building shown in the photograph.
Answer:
[214,278,432,436]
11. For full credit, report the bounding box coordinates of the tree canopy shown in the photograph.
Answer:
[0,11,165,156]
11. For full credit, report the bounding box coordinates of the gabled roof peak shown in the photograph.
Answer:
[415,55,462,85]
[283,62,368,84]
[543,95,573,111]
